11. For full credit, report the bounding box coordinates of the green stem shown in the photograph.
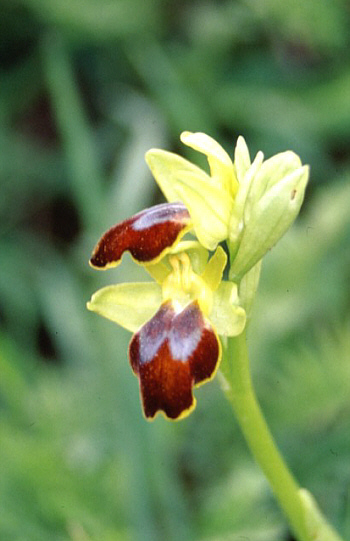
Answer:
[221,330,344,541]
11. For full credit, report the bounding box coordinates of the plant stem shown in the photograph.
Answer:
[220,330,343,541]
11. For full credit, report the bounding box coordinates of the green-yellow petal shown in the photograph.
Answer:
[229,150,264,249]
[87,282,162,332]
[234,135,251,185]
[210,281,246,336]
[232,150,264,223]
[201,246,227,292]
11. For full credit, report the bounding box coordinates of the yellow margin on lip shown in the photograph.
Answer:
[88,222,193,271]
[141,320,222,422]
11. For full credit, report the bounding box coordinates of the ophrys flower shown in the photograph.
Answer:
[87,203,245,420]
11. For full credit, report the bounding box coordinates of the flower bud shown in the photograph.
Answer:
[229,148,309,281]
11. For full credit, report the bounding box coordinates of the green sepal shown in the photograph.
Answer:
[211,282,246,336]
[180,131,238,195]
[146,149,232,250]
[87,282,162,332]
[175,176,231,249]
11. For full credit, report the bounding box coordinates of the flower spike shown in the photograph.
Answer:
[90,202,191,269]
[88,130,310,422]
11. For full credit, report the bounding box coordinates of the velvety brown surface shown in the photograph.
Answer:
[129,300,219,419]
[90,202,191,268]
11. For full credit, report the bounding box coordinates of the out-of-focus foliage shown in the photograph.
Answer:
[0,0,349,540]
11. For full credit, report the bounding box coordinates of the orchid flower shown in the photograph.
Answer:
[88,202,245,420]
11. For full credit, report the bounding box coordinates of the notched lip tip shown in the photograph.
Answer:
[143,398,197,422]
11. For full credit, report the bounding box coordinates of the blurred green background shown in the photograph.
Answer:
[1,0,350,540]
